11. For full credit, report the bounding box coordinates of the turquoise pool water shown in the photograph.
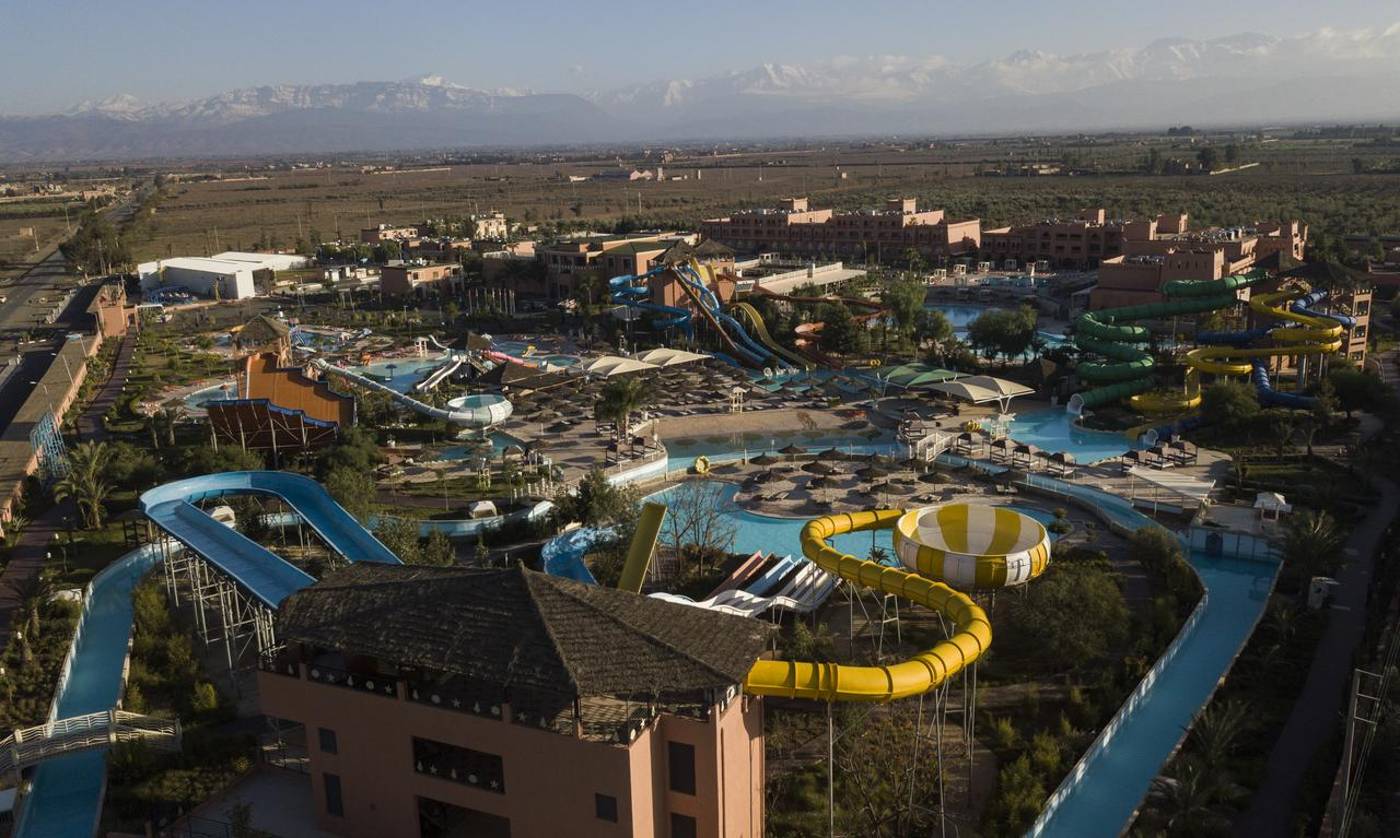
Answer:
[494,340,581,368]
[926,303,1069,354]
[351,357,447,393]
[435,431,528,460]
[1007,408,1140,464]
[642,482,1063,565]
[182,381,238,410]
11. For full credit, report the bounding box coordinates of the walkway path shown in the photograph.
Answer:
[1235,486,1400,831]
[75,332,135,441]
[0,500,73,638]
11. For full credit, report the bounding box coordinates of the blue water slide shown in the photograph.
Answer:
[1291,290,1356,329]
[674,264,771,367]
[141,472,401,607]
[608,270,693,335]
[1195,327,1272,347]
[1252,361,1315,409]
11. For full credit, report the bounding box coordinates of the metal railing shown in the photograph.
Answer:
[0,709,180,775]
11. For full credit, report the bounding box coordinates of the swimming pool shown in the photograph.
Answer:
[434,431,529,460]
[663,427,900,472]
[642,482,1064,568]
[926,303,1070,354]
[351,357,448,393]
[494,340,581,368]
[182,381,238,411]
[1007,408,1140,464]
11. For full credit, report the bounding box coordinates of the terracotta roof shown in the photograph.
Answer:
[277,564,773,698]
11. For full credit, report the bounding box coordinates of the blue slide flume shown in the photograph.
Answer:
[608,267,693,334]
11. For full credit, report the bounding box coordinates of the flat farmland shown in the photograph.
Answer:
[130,137,1400,261]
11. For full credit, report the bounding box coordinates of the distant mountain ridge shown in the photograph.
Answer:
[4,27,1400,160]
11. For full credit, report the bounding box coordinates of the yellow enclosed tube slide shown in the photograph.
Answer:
[743,510,992,702]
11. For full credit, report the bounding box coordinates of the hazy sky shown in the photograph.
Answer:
[1,0,1395,113]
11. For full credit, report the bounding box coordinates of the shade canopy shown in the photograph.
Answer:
[1128,466,1216,504]
[928,375,1035,407]
[634,347,709,367]
[880,363,967,390]
[583,355,658,377]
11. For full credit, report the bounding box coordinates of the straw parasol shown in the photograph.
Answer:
[779,443,807,460]
[803,461,836,476]
[816,447,847,461]
[751,453,778,466]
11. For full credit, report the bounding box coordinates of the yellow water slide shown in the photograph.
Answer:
[616,502,667,594]
[732,301,816,371]
[743,503,1048,702]
[1183,288,1343,376]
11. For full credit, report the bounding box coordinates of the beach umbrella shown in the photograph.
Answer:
[808,475,832,490]
[803,461,835,475]
[779,443,806,460]
[855,464,890,480]
[751,453,778,466]
[816,447,846,461]
[754,469,780,484]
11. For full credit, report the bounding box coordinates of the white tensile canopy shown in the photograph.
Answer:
[582,355,659,377]
[928,375,1035,411]
[634,347,709,367]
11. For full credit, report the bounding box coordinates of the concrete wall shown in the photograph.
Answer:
[257,668,763,838]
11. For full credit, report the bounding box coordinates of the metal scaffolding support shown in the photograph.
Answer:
[157,534,280,670]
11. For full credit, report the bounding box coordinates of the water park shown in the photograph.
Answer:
[0,239,1392,838]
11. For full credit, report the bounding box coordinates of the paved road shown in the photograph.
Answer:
[75,333,135,441]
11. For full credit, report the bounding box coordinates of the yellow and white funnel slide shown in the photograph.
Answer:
[894,503,1051,590]
[743,503,1047,703]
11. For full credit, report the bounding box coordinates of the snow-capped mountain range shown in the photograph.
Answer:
[5,27,1400,160]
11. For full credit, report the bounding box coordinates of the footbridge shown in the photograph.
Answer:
[0,710,180,777]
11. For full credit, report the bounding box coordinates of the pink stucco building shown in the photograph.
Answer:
[700,197,980,262]
[258,564,773,838]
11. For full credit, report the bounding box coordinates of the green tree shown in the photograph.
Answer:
[1187,699,1251,766]
[421,529,456,566]
[325,466,376,522]
[1007,564,1129,671]
[967,306,1037,364]
[594,376,654,439]
[54,441,115,529]
[373,517,422,564]
[1200,380,1259,430]
[1196,146,1219,171]
[553,467,638,527]
[1142,756,1244,836]
[817,301,862,354]
[1283,509,1346,577]
[1329,366,1389,419]
[881,280,926,356]
[916,309,955,362]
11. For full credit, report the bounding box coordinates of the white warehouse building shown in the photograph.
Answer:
[136,252,306,300]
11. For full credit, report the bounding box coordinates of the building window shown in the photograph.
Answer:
[318,727,338,755]
[413,737,505,793]
[595,793,619,822]
[324,772,344,817]
[668,741,696,795]
[418,796,511,838]
[670,813,698,838]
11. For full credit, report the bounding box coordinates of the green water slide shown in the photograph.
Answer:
[1072,270,1264,410]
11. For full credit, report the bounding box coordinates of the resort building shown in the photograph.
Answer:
[361,224,421,244]
[87,280,136,339]
[381,263,463,298]
[538,232,697,300]
[469,211,510,240]
[1086,216,1310,309]
[258,564,772,838]
[699,198,980,262]
[981,208,1143,271]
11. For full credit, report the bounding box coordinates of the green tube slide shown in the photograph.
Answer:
[1072,269,1266,410]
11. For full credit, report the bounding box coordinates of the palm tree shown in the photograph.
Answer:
[54,441,115,530]
[1145,756,1245,836]
[594,377,653,440]
[18,572,51,647]
[1187,699,1251,766]
[1283,509,1346,577]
